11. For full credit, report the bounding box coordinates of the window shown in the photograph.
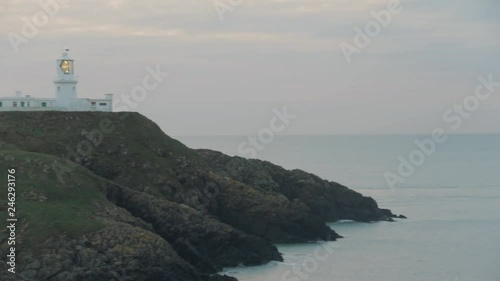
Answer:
[13,102,17,107]
[99,103,107,106]
[58,86,60,92]
[21,102,25,107]
[91,102,96,106]
[0,102,2,107]
[41,102,47,108]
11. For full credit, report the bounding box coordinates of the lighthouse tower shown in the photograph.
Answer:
[54,49,78,108]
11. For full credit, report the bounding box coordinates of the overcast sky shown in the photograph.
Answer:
[1,0,499,135]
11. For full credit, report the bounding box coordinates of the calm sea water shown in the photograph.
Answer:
[177,135,500,281]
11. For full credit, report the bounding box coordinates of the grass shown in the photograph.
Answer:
[0,111,208,198]
[0,149,106,248]
[0,111,212,246]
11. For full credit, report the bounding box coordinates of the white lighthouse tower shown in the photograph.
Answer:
[54,49,78,108]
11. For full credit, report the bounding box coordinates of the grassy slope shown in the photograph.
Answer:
[0,112,346,244]
[0,112,207,198]
[0,147,106,248]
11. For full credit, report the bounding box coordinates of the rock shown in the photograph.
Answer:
[21,270,38,279]
[207,174,341,243]
[197,149,401,223]
[25,260,41,270]
[37,222,203,281]
[0,111,402,281]
[102,181,283,272]
[208,275,238,281]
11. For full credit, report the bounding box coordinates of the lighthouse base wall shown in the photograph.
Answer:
[0,96,113,112]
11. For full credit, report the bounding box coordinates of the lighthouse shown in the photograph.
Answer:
[54,50,78,108]
[0,50,113,112]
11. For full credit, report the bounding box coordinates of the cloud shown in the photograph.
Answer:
[1,0,497,50]
[0,0,498,135]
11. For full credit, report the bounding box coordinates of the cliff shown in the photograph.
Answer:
[0,112,400,281]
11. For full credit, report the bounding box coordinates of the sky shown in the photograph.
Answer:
[0,0,499,136]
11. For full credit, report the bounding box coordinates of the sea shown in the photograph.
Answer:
[177,135,500,281]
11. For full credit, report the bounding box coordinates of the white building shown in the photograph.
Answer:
[0,50,113,112]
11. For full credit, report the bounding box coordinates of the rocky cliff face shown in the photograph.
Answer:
[197,149,397,222]
[0,112,400,281]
